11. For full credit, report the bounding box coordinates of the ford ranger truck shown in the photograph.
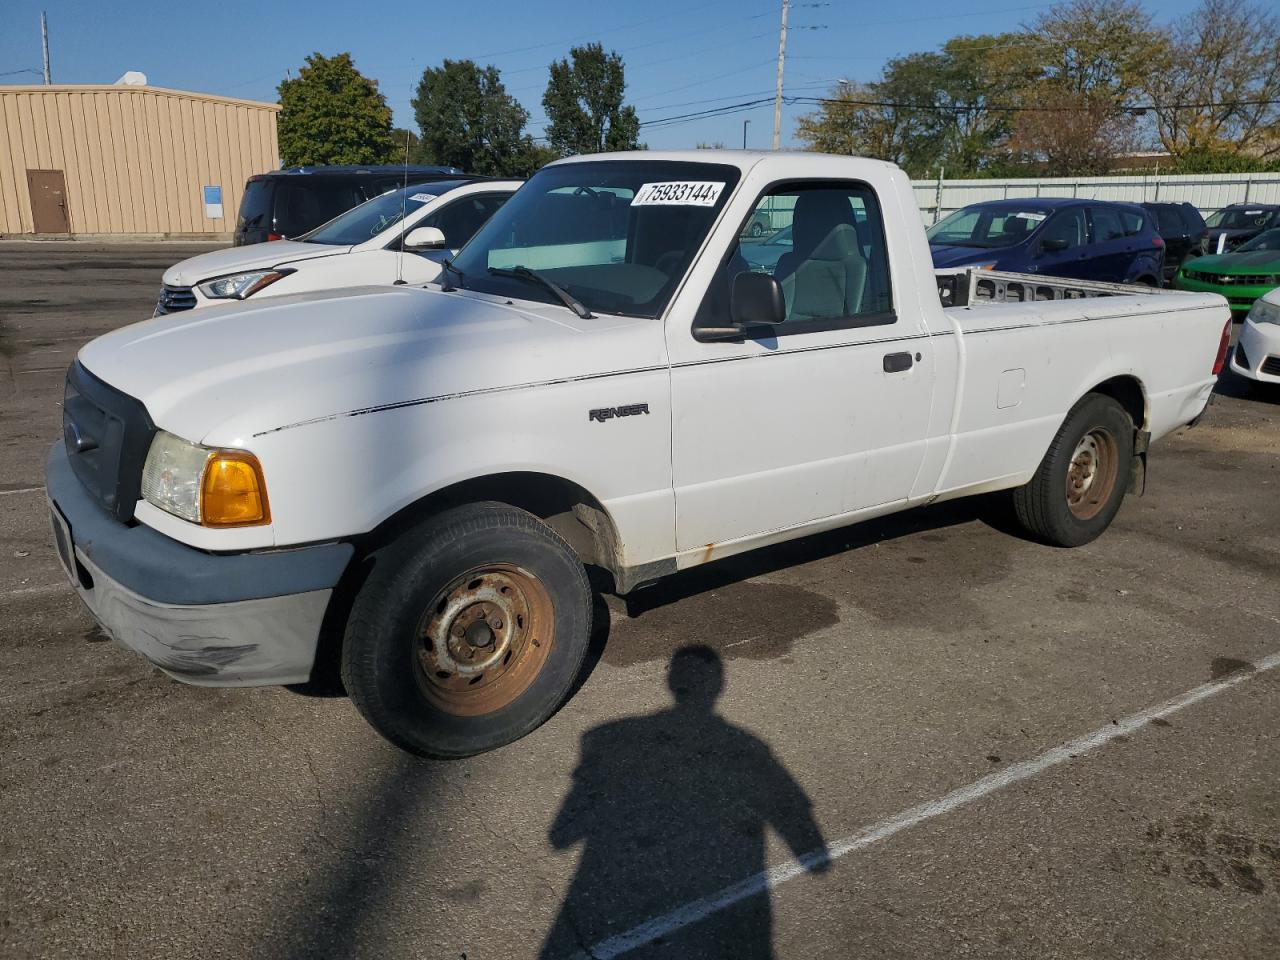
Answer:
[46,152,1232,758]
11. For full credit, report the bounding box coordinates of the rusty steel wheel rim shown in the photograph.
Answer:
[1066,427,1119,521]
[416,564,555,717]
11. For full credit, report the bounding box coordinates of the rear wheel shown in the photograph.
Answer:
[341,502,592,758]
[1012,393,1134,547]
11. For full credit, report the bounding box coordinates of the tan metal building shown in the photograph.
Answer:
[0,84,279,239]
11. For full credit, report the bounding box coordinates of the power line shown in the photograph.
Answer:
[635,93,1280,131]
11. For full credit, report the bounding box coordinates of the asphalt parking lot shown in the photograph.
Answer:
[1,242,1278,960]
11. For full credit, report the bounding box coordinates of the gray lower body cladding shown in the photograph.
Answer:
[45,443,353,686]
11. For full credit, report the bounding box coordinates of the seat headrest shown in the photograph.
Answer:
[791,191,856,257]
[807,223,863,261]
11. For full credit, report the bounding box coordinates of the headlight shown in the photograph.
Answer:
[141,430,270,526]
[1248,299,1280,325]
[197,269,290,300]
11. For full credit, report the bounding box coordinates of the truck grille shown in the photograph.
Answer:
[155,284,197,315]
[1184,270,1279,286]
[63,362,156,522]
[1262,356,1280,377]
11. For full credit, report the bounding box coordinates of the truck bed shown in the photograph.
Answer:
[936,268,1176,308]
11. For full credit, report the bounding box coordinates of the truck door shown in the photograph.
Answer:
[667,180,935,556]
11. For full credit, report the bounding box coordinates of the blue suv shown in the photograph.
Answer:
[928,198,1164,285]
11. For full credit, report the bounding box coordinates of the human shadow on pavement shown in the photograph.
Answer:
[539,645,828,960]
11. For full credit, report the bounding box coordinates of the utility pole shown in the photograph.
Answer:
[743,119,750,150]
[772,0,788,150]
[41,11,51,85]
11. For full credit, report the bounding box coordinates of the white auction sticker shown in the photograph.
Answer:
[409,193,436,203]
[632,181,725,207]
[1014,211,1046,222]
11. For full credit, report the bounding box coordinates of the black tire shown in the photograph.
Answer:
[341,502,592,758]
[1012,393,1134,547]
[750,221,765,237]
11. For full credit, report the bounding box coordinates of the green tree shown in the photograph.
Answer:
[795,35,1026,177]
[543,43,642,157]
[389,127,420,160]
[413,60,535,176]
[277,53,395,166]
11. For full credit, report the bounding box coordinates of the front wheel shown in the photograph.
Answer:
[341,502,592,758]
[1012,393,1134,547]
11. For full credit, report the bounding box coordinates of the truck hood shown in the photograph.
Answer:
[77,286,661,446]
[162,240,350,287]
[930,244,1008,268]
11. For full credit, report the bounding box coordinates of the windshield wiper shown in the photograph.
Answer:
[488,266,593,319]
[439,258,464,292]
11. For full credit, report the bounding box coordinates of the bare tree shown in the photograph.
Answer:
[1143,0,1280,159]
[1006,88,1140,175]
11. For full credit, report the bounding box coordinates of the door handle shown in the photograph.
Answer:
[883,351,913,373]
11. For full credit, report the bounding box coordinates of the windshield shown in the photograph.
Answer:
[1237,228,1280,253]
[1206,208,1277,230]
[927,204,1053,248]
[447,160,741,318]
[302,182,461,246]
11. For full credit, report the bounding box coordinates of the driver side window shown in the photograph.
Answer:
[696,181,894,334]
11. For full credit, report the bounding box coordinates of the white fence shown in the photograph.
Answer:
[911,172,1280,223]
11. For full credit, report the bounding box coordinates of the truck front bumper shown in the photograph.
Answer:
[45,443,353,687]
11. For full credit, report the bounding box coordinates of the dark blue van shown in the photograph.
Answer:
[928,198,1165,285]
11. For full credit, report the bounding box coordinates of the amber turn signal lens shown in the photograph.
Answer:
[200,451,270,527]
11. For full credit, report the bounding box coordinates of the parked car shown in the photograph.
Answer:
[233,165,466,245]
[48,151,1228,758]
[928,198,1164,285]
[1230,288,1280,386]
[1174,227,1280,314]
[1204,203,1280,255]
[158,179,520,314]
[1141,201,1208,282]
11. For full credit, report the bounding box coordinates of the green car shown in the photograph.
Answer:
[1175,228,1280,313]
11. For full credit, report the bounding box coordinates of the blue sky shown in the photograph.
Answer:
[1,0,1206,151]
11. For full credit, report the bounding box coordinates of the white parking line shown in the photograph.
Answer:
[0,486,42,496]
[586,649,1280,960]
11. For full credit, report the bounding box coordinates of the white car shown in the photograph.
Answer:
[1231,290,1280,384]
[155,179,521,314]
[50,150,1229,758]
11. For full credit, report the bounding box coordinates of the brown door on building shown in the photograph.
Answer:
[27,169,70,234]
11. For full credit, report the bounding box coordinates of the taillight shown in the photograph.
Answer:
[1153,236,1164,247]
[267,232,283,241]
[1212,319,1231,375]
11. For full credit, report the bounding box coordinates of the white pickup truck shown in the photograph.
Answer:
[47,151,1231,758]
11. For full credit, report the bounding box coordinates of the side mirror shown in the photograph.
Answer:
[732,271,786,325]
[1040,237,1069,253]
[696,271,786,341]
[403,226,447,250]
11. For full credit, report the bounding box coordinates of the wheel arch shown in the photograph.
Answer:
[363,470,626,583]
[1084,374,1148,431]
